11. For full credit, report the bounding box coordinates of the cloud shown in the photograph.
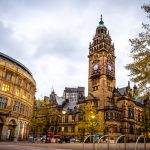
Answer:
[0,21,27,60]
[0,0,149,98]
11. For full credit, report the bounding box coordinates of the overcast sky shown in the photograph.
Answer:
[0,0,149,98]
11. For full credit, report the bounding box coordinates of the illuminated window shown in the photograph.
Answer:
[2,83,10,92]
[22,91,26,99]
[16,88,20,96]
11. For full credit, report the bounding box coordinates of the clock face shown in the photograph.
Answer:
[108,65,112,71]
[93,64,99,71]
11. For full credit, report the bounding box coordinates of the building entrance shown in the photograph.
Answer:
[0,118,3,140]
[7,120,17,141]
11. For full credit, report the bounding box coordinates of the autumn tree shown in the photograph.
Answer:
[29,99,60,143]
[78,103,100,140]
[125,3,150,138]
[125,3,150,94]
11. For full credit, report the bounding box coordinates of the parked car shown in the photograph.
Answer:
[57,138,63,143]
[28,135,34,142]
[70,138,80,143]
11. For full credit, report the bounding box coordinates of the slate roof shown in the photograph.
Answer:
[118,87,127,96]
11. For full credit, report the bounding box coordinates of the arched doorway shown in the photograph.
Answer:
[7,119,17,141]
[0,118,4,141]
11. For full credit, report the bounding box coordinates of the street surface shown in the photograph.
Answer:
[0,142,150,150]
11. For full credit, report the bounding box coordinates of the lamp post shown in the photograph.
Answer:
[91,115,95,150]
[62,110,66,139]
[91,115,95,136]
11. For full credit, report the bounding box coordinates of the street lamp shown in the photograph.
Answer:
[91,115,95,119]
[62,110,66,139]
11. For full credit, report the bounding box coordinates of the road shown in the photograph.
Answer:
[0,142,150,150]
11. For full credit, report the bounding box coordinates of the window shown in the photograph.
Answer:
[13,101,20,111]
[138,113,140,122]
[71,126,75,132]
[17,78,22,85]
[0,96,7,108]
[128,108,134,119]
[25,106,29,116]
[65,116,68,123]
[5,71,12,81]
[105,112,109,119]
[2,83,10,92]
[22,91,26,99]
[64,127,68,132]
[15,88,20,96]
[72,115,75,121]
[129,126,134,134]
[94,101,98,107]
[20,104,25,114]
[110,112,113,119]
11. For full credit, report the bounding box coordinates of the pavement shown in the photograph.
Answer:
[0,141,150,150]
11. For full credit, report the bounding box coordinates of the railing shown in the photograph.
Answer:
[82,134,148,150]
[135,135,146,150]
[114,135,126,150]
[82,135,96,150]
[96,135,109,150]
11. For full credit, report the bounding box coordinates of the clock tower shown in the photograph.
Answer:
[88,15,115,109]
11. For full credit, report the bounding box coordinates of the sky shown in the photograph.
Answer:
[0,0,149,98]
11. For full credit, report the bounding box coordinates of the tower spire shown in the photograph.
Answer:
[98,14,106,28]
[100,14,102,22]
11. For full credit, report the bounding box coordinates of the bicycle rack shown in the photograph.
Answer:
[82,135,96,150]
[114,135,126,150]
[135,135,146,150]
[96,135,109,150]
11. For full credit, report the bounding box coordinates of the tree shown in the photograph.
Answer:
[29,99,60,143]
[125,3,150,94]
[78,103,100,138]
[125,3,150,138]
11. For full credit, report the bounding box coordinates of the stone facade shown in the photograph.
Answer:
[0,52,36,141]
[87,16,144,140]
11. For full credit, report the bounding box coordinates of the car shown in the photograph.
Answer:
[70,138,80,143]
[28,135,34,142]
[57,138,63,143]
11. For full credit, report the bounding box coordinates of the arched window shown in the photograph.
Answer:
[129,126,134,134]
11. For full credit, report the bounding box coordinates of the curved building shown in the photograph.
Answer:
[0,52,36,141]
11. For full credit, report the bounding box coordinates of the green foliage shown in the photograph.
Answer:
[78,103,100,135]
[125,3,150,94]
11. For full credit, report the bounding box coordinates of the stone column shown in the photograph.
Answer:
[1,124,9,140]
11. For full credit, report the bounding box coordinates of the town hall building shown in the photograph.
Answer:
[47,16,145,141]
